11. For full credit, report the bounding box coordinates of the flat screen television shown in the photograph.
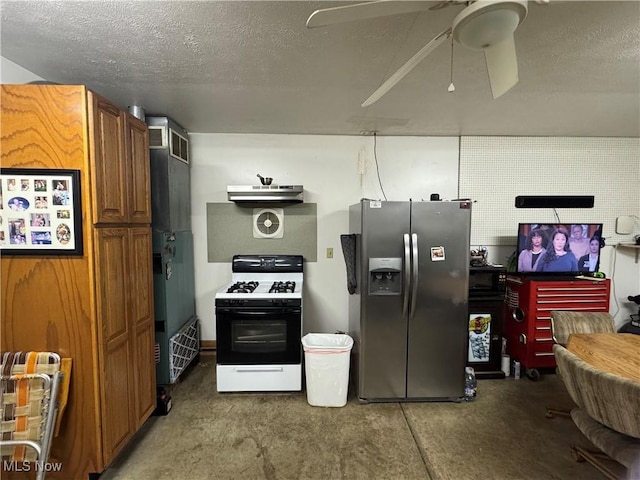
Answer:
[516,223,603,275]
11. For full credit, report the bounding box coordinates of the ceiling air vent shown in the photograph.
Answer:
[253,208,284,239]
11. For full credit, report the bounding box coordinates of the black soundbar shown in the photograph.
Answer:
[514,196,594,209]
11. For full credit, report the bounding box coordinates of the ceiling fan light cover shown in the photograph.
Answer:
[453,0,527,50]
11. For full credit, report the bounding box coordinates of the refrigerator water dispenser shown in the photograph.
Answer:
[368,258,402,295]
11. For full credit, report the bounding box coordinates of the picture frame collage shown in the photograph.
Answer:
[0,168,83,255]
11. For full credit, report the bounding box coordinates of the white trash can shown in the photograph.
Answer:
[301,333,353,407]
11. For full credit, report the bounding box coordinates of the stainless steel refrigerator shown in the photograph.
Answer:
[347,199,472,402]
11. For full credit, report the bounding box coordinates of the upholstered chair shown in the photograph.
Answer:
[546,311,616,418]
[550,311,616,346]
[553,345,640,480]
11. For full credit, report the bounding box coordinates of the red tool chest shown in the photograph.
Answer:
[503,275,611,380]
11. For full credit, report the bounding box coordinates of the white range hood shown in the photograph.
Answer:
[227,185,304,204]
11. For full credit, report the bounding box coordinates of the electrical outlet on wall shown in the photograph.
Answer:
[326,248,333,259]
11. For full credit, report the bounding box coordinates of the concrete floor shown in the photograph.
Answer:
[100,355,616,480]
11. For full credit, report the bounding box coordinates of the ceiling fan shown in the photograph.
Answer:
[307,0,542,106]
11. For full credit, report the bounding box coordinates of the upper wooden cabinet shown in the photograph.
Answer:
[89,91,151,224]
[127,116,153,224]
[1,84,155,480]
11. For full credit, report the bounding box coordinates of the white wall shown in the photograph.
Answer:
[190,134,460,340]
[1,56,44,83]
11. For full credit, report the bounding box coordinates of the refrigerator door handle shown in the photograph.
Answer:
[410,233,419,319]
[403,233,411,318]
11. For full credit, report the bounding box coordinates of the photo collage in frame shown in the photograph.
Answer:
[0,168,83,255]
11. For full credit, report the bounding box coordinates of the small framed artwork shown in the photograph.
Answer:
[468,313,491,363]
[0,168,83,256]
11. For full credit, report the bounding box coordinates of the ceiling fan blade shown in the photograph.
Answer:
[483,35,519,99]
[306,0,432,29]
[362,28,451,107]
[430,0,467,11]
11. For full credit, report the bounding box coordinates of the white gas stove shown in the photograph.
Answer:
[214,255,304,392]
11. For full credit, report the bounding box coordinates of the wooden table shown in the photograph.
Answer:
[566,333,640,383]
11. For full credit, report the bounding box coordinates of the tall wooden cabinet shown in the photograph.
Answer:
[1,85,155,479]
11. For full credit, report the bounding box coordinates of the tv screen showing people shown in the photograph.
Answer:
[516,223,602,275]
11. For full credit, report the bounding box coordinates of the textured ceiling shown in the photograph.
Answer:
[1,0,639,136]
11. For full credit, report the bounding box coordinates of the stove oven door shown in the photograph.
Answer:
[216,306,302,365]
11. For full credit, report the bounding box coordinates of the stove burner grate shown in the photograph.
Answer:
[227,281,259,294]
[269,281,296,294]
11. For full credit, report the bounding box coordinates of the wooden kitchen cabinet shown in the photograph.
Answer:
[95,227,155,463]
[128,228,156,428]
[89,91,151,224]
[126,116,153,224]
[0,85,155,479]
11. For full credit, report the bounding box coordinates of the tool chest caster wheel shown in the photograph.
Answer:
[525,368,540,381]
